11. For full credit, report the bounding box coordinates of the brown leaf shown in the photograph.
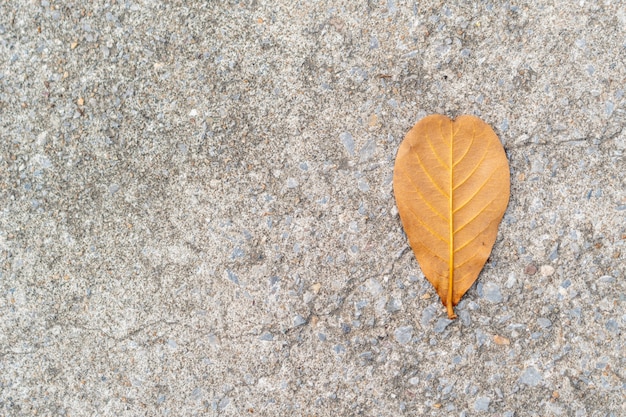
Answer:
[393,114,510,318]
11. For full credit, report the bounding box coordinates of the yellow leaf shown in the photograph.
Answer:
[393,114,510,319]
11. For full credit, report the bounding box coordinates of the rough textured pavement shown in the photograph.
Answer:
[1,1,625,416]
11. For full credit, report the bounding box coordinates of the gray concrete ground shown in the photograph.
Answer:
[1,1,625,416]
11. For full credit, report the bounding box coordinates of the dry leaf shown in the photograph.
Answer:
[393,114,510,318]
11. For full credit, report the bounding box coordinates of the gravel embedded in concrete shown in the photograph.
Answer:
[1,1,625,416]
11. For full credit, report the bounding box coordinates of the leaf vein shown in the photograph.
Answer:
[454,247,483,270]
[429,124,450,170]
[398,166,448,222]
[400,202,448,244]
[454,194,501,234]
[413,238,448,263]
[408,152,449,199]
[452,138,492,191]
[452,124,476,168]
[453,164,504,215]
[453,215,501,254]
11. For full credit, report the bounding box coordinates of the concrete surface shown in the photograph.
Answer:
[1,1,625,416]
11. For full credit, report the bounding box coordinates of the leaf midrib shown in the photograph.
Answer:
[447,121,455,318]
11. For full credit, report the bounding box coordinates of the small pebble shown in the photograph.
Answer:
[218,397,230,410]
[597,275,615,284]
[459,310,471,326]
[333,344,346,354]
[537,318,552,328]
[606,101,614,117]
[474,396,491,412]
[369,36,379,49]
[225,269,240,285]
[339,132,355,156]
[359,139,377,162]
[605,319,618,332]
[482,282,503,303]
[520,366,543,386]
[494,335,510,345]
[293,315,306,327]
[500,118,509,132]
[259,332,274,341]
[525,264,537,275]
[367,278,383,296]
[475,329,488,347]
[548,245,559,261]
[505,273,517,289]
[191,387,202,400]
[467,301,479,310]
[434,318,453,333]
[386,297,402,313]
[394,325,413,344]
[540,265,555,277]
[286,178,299,188]
[421,305,437,327]
[359,351,373,361]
